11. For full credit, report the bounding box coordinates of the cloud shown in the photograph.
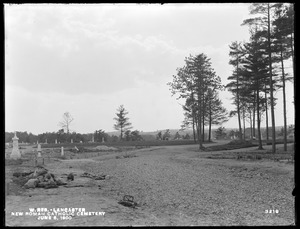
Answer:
[5,5,186,96]
[5,4,294,134]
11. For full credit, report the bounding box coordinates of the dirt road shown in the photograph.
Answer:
[5,144,295,226]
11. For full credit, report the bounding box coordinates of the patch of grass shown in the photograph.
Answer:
[116,154,137,159]
[205,140,257,151]
[265,139,294,145]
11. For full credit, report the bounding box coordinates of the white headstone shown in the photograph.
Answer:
[45,139,47,144]
[92,135,94,143]
[37,144,42,157]
[71,139,73,143]
[61,147,64,156]
[55,139,57,144]
[102,137,105,143]
[10,132,21,159]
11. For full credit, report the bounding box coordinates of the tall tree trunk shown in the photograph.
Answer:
[290,32,296,226]
[202,99,205,142]
[264,86,269,140]
[192,112,196,143]
[243,108,246,140]
[198,107,203,149]
[253,98,256,139]
[208,100,212,142]
[236,61,242,140]
[290,33,294,80]
[256,86,263,149]
[195,112,199,143]
[280,43,287,151]
[249,109,253,139]
[267,3,276,153]
[198,88,203,150]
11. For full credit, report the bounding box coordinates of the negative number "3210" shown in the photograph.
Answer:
[265,209,279,213]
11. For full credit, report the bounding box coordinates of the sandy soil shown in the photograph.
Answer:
[5,143,295,226]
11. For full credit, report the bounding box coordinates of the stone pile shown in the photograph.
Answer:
[13,166,68,189]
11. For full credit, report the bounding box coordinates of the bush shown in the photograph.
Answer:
[227,140,253,145]
[206,140,257,151]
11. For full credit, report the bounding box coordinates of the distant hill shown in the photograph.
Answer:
[106,125,293,138]
[106,129,193,137]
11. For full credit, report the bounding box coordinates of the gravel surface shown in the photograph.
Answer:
[5,144,295,226]
[76,145,294,226]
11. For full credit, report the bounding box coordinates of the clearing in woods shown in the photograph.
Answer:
[5,142,295,226]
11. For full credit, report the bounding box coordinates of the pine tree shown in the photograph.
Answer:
[168,53,222,150]
[113,105,132,141]
[241,27,270,149]
[272,3,294,151]
[242,3,277,152]
[227,41,245,139]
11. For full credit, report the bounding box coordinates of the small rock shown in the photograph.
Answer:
[67,173,74,181]
[56,178,67,186]
[24,179,39,189]
[45,173,52,180]
[44,180,58,189]
[37,182,48,188]
[37,175,45,182]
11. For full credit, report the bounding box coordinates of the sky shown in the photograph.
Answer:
[5,3,295,135]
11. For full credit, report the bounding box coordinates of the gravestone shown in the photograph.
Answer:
[102,137,105,143]
[71,139,73,143]
[10,132,21,159]
[37,144,42,157]
[55,139,57,144]
[61,147,64,156]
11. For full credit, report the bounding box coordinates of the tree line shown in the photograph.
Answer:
[168,3,294,152]
[227,3,294,152]
[5,105,142,144]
